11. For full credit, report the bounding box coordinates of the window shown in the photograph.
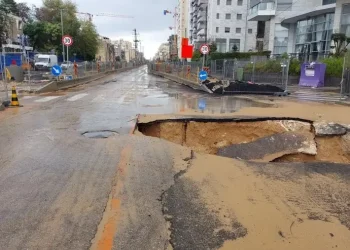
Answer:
[229,39,240,51]
[216,38,227,52]
[226,0,232,5]
[341,4,350,36]
[277,0,292,11]
[237,0,243,6]
[217,0,220,5]
[322,0,335,5]
[236,28,241,33]
[248,29,253,34]
[17,20,23,30]
[274,23,289,55]
[216,27,219,33]
[225,27,230,33]
[226,13,231,19]
[237,14,242,20]
[216,13,220,19]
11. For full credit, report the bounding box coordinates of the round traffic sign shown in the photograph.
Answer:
[51,65,62,76]
[62,35,73,46]
[200,44,210,55]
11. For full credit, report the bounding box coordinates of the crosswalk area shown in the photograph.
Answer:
[21,93,94,104]
[287,87,348,103]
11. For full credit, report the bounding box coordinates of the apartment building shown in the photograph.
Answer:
[177,0,190,58]
[189,0,257,52]
[96,36,115,62]
[155,43,170,61]
[2,14,32,52]
[113,39,134,63]
[247,0,345,60]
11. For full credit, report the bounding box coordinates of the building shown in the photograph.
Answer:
[96,36,115,62]
[1,14,32,52]
[334,0,350,36]
[113,39,134,62]
[155,43,170,61]
[189,0,257,52]
[247,0,350,60]
[177,0,189,57]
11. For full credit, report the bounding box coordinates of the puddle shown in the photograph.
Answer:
[82,130,118,138]
[137,118,350,164]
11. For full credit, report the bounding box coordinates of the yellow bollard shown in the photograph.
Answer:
[11,86,20,107]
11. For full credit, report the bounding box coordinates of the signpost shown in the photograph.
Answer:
[200,44,210,70]
[62,35,73,63]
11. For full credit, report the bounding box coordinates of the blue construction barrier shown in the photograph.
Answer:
[0,54,23,73]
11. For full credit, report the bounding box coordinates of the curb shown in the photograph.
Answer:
[36,65,143,94]
[150,70,213,94]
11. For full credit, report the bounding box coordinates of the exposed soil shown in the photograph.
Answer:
[138,118,350,163]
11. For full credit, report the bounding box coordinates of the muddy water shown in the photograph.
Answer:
[137,92,274,114]
[138,119,350,164]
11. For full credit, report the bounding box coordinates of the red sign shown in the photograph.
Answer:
[62,35,73,46]
[181,38,193,59]
[200,44,210,55]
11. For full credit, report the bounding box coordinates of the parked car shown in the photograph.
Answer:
[61,61,73,69]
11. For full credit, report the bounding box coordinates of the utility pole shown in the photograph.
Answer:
[133,29,139,51]
[60,9,65,60]
[133,29,139,64]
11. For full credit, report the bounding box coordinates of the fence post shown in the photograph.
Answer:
[285,57,290,92]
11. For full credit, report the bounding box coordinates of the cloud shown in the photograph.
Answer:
[25,0,177,58]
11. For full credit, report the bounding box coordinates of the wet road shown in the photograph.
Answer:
[0,66,264,250]
[1,66,350,250]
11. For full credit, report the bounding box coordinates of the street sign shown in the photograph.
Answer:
[199,70,208,81]
[62,35,73,46]
[200,44,210,55]
[51,65,62,76]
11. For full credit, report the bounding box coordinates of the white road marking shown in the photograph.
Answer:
[22,96,35,100]
[67,93,88,101]
[35,96,60,103]
[91,94,105,103]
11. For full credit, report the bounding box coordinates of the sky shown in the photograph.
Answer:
[25,0,178,59]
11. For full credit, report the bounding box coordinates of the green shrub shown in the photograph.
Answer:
[210,51,271,60]
[321,57,344,77]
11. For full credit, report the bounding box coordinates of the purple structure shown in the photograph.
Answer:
[299,62,326,87]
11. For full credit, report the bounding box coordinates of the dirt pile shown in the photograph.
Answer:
[138,118,350,163]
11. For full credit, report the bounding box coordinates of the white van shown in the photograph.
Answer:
[34,54,58,70]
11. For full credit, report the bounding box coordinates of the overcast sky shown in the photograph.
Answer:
[25,0,178,59]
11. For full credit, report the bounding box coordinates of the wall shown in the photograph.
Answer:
[334,0,348,33]
[207,0,257,52]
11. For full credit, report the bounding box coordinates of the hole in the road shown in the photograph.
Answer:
[82,130,118,138]
[137,118,350,163]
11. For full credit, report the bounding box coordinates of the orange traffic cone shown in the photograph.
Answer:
[11,86,20,107]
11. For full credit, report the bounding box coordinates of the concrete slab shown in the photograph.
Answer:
[217,132,316,162]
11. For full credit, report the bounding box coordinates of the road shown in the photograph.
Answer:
[1,66,350,250]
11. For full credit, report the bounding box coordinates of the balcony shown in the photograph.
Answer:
[248,1,276,21]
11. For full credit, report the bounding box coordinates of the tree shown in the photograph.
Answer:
[16,3,34,23]
[0,0,17,47]
[209,42,217,54]
[192,50,201,61]
[23,0,99,60]
[75,21,99,60]
[331,33,350,57]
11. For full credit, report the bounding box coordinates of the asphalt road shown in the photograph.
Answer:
[1,66,350,250]
[0,66,203,250]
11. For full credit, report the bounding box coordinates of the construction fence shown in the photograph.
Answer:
[149,57,292,91]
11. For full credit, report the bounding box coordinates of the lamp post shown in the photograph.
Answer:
[60,9,65,61]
